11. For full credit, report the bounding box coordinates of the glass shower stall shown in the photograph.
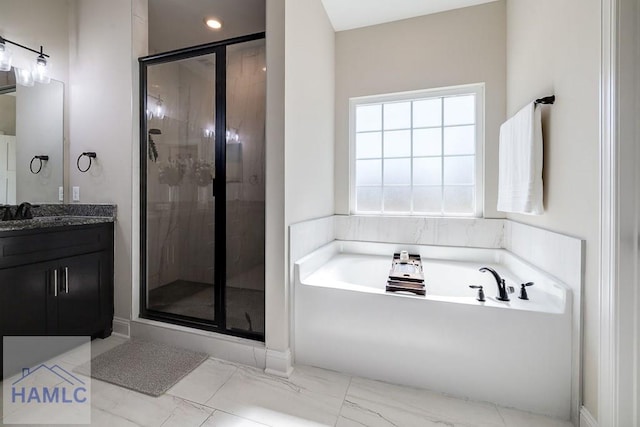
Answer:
[139,33,265,341]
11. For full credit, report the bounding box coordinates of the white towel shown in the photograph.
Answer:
[497,102,544,215]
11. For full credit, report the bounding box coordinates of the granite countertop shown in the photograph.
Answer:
[0,204,116,232]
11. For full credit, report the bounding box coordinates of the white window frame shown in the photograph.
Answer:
[349,83,485,217]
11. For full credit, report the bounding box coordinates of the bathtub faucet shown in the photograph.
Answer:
[479,267,512,302]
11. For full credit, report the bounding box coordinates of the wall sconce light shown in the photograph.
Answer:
[204,128,214,138]
[154,98,165,120]
[0,36,51,85]
[226,128,240,143]
[0,40,13,71]
[147,94,165,120]
[14,67,34,87]
[32,49,50,84]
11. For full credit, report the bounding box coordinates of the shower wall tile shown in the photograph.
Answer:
[503,220,584,425]
[503,221,583,292]
[177,201,215,285]
[147,208,182,290]
[334,215,504,248]
[289,216,335,263]
[226,200,265,291]
[144,41,266,293]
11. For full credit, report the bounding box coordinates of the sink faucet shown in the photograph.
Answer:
[14,202,34,220]
[1,205,13,221]
[479,267,512,301]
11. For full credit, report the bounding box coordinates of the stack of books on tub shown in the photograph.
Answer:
[386,251,425,296]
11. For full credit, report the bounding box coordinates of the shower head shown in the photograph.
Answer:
[149,128,162,135]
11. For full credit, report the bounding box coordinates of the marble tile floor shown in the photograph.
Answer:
[1,336,574,427]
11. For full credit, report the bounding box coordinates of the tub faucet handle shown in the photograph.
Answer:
[469,285,485,302]
[518,282,534,300]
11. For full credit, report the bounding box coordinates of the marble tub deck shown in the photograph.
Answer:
[1,336,573,427]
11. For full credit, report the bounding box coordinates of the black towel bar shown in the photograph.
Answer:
[535,95,555,105]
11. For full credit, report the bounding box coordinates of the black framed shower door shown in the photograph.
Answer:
[139,33,266,341]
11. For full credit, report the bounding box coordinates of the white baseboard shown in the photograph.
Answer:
[580,407,598,427]
[264,348,293,378]
[112,317,131,338]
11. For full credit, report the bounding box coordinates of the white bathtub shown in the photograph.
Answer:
[293,240,572,419]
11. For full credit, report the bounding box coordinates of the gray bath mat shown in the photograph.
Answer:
[76,339,207,396]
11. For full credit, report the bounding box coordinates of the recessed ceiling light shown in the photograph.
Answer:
[205,18,222,29]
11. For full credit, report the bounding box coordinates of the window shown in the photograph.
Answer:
[350,84,484,216]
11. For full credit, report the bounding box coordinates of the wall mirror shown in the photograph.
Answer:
[0,68,63,205]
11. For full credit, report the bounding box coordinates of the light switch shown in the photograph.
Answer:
[72,186,80,202]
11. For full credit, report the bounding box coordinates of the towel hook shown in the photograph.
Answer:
[29,155,49,174]
[77,152,97,173]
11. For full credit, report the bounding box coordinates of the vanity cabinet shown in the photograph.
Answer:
[0,223,114,339]
[0,260,52,335]
[55,251,111,335]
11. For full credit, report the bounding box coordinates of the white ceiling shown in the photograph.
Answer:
[321,0,500,31]
[148,0,499,53]
[148,0,265,53]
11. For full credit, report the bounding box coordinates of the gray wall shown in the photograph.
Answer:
[0,0,71,201]
[334,1,507,218]
[15,82,64,203]
[0,94,16,136]
[68,0,139,321]
[506,0,600,419]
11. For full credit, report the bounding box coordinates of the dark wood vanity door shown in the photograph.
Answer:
[54,251,110,336]
[0,223,114,347]
[0,261,56,336]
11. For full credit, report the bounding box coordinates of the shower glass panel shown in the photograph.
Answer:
[140,33,266,341]
[145,53,218,323]
[225,40,266,335]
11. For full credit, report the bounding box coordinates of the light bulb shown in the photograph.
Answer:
[32,55,50,84]
[155,99,165,120]
[205,18,222,29]
[225,129,240,143]
[0,42,12,72]
[14,67,34,87]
